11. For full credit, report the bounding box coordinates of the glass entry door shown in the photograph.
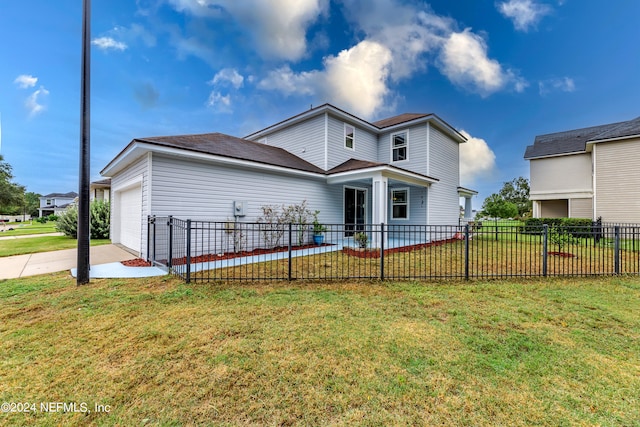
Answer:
[344,187,366,236]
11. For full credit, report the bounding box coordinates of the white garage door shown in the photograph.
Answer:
[118,185,142,252]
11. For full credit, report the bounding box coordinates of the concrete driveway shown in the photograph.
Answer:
[0,244,150,279]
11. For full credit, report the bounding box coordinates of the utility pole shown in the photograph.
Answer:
[77,0,91,285]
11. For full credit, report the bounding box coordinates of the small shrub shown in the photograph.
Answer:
[90,200,110,239]
[47,214,59,222]
[56,207,79,238]
[36,216,48,224]
[55,201,111,239]
[354,232,368,248]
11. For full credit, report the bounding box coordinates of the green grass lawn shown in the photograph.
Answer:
[0,221,58,236]
[0,275,638,426]
[0,236,111,257]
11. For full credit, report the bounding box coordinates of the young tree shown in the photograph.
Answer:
[498,176,532,217]
[480,194,519,219]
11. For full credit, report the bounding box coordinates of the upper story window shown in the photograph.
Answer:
[344,124,355,150]
[392,131,408,162]
[46,199,52,206]
[391,189,409,219]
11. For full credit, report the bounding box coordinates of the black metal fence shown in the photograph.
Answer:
[147,216,640,282]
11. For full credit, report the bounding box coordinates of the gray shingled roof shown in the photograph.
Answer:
[136,133,325,174]
[43,191,78,198]
[524,117,640,159]
[372,113,430,129]
[327,158,439,182]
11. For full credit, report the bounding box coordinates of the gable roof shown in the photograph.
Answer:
[245,103,466,144]
[524,116,640,159]
[372,113,430,129]
[42,191,78,199]
[107,133,325,175]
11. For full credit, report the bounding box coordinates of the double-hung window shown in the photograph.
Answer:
[344,124,355,150]
[392,131,407,162]
[391,189,409,219]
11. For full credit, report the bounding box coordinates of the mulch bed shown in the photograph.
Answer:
[344,238,460,259]
[169,243,333,266]
[121,259,153,267]
[548,251,576,258]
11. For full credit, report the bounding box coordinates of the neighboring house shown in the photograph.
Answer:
[91,179,111,202]
[38,192,78,217]
[101,104,475,256]
[524,116,640,222]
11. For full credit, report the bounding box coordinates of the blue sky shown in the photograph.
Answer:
[1,0,639,209]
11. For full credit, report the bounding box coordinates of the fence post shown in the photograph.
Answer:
[168,215,173,270]
[464,224,470,280]
[380,223,385,280]
[152,215,157,263]
[614,226,620,275]
[146,216,152,262]
[543,224,548,277]
[288,222,293,281]
[186,219,192,283]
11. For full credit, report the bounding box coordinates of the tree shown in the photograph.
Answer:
[0,155,25,214]
[498,176,532,217]
[480,194,519,219]
[24,192,41,218]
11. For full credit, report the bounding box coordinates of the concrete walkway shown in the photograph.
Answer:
[0,244,166,280]
[0,232,64,241]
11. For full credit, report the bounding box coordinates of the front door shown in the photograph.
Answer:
[344,187,366,236]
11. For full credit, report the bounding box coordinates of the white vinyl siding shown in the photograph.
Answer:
[529,154,592,199]
[250,114,326,170]
[569,198,593,219]
[150,155,344,224]
[326,115,377,169]
[428,126,460,225]
[594,138,640,222]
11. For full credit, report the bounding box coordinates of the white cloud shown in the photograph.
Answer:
[91,36,128,51]
[25,86,50,117]
[459,130,496,185]
[321,41,392,117]
[14,75,38,89]
[539,76,575,95]
[206,91,232,113]
[439,29,526,96]
[210,68,244,89]
[497,0,552,32]
[167,0,327,61]
[259,40,392,118]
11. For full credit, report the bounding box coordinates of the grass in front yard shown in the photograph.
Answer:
[0,236,110,257]
[0,221,57,236]
[0,274,638,426]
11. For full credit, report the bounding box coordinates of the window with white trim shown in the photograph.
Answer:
[391,189,409,219]
[344,124,355,150]
[392,131,407,162]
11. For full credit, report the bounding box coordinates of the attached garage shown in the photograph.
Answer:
[113,180,143,255]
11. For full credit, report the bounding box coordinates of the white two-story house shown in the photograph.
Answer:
[101,104,475,256]
[38,192,78,218]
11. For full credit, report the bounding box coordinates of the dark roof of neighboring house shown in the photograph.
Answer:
[327,158,439,182]
[372,113,430,129]
[42,191,78,198]
[91,178,111,186]
[524,116,640,159]
[135,133,325,174]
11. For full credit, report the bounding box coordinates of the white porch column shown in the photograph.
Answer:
[464,196,473,219]
[371,173,388,249]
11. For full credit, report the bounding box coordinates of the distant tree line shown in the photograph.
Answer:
[0,154,41,217]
